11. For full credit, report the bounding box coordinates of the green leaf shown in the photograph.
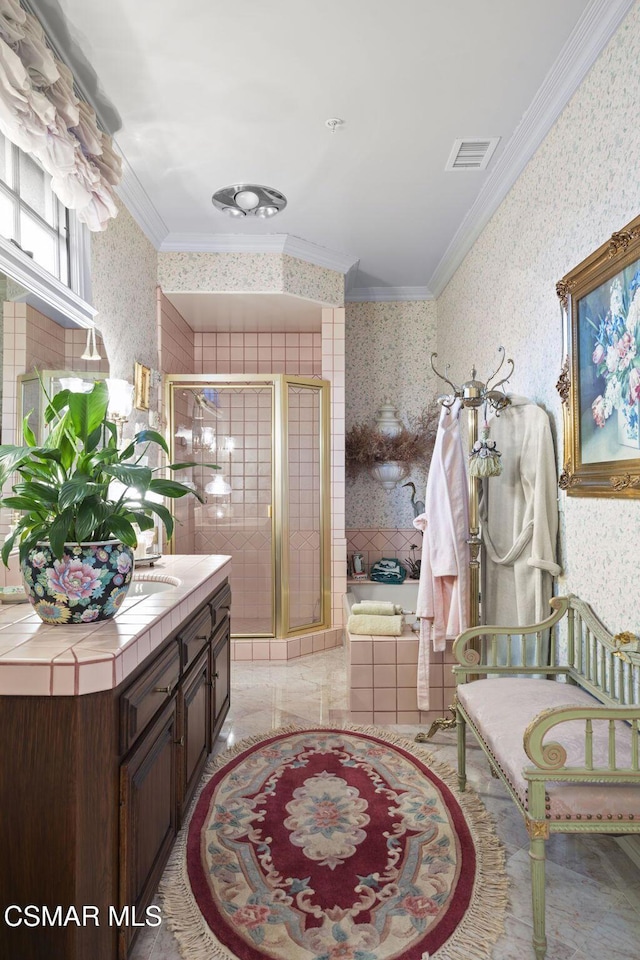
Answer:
[58,476,103,511]
[67,381,109,442]
[13,481,58,503]
[58,435,77,474]
[22,416,38,447]
[134,429,169,455]
[73,499,106,542]
[103,463,153,490]
[48,508,74,559]
[85,423,103,453]
[44,389,70,424]
[105,514,138,547]
[167,461,220,472]
[147,478,194,499]
[1,529,17,567]
[141,500,174,540]
[0,495,48,513]
[32,448,62,463]
[127,512,155,531]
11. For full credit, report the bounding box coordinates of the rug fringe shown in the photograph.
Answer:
[159,722,509,960]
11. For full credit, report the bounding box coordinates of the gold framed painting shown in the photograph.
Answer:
[134,361,151,411]
[557,212,640,497]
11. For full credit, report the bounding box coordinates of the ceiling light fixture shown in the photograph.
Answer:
[211,183,287,219]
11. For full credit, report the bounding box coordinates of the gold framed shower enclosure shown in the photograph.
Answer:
[165,374,331,640]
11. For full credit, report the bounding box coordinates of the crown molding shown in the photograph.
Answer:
[282,235,359,274]
[346,286,434,302]
[159,232,358,274]
[115,157,169,249]
[428,0,636,297]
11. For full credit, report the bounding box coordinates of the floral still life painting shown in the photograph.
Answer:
[557,213,640,497]
[584,264,640,452]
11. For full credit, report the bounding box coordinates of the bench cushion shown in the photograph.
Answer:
[457,678,640,822]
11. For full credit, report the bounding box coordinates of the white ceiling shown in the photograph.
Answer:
[31,0,634,299]
[166,292,323,332]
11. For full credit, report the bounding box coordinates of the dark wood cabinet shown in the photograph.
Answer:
[119,698,179,958]
[212,617,231,740]
[180,646,211,818]
[0,577,231,960]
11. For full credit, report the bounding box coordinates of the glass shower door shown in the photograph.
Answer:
[283,379,328,633]
[171,382,275,637]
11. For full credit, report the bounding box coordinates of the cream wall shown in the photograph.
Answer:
[346,301,438,529]
[437,0,640,633]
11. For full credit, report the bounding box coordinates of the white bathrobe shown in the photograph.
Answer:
[414,398,470,709]
[481,396,561,630]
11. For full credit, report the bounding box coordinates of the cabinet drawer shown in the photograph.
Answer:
[120,641,180,753]
[210,581,232,629]
[178,605,213,671]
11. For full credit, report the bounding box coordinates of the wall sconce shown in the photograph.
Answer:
[80,327,102,361]
[205,473,231,496]
[59,377,94,393]
[106,378,134,445]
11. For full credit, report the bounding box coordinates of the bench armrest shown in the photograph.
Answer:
[452,596,570,675]
[523,703,640,776]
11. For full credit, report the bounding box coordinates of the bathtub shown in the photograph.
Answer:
[344,580,419,629]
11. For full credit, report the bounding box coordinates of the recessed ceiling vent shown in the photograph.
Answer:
[445,137,500,171]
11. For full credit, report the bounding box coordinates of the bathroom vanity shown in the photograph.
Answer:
[0,555,231,960]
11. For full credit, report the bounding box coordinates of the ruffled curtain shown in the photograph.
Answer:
[0,0,121,231]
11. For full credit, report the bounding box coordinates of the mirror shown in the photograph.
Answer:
[0,269,108,446]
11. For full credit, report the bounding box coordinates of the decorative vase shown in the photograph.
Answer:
[374,400,403,437]
[369,460,409,491]
[617,402,640,449]
[20,541,134,624]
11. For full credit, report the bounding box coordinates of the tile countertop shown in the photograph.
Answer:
[0,555,231,697]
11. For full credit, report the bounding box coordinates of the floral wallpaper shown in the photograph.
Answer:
[437,0,640,633]
[283,255,343,305]
[90,200,158,383]
[346,301,438,529]
[158,252,283,292]
[157,251,343,305]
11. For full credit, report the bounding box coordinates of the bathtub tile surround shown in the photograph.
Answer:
[344,581,455,726]
[347,528,419,578]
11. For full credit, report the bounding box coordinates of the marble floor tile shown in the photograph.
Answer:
[131,646,640,960]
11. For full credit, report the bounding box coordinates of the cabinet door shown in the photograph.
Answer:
[180,647,211,820]
[119,698,178,958]
[212,617,231,741]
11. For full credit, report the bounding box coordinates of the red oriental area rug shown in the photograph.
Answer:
[160,726,508,960]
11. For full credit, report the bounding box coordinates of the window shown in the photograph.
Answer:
[0,132,70,286]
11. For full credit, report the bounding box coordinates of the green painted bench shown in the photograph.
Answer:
[452,594,640,960]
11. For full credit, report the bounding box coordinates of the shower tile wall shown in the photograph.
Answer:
[193,332,322,375]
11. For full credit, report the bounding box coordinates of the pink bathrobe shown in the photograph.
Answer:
[413,398,470,710]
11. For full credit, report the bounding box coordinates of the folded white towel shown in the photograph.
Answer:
[347,614,404,636]
[351,601,403,616]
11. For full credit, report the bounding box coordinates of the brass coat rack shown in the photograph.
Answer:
[415,347,513,741]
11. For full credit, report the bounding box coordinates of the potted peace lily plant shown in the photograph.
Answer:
[0,379,211,625]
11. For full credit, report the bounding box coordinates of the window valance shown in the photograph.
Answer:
[0,0,121,231]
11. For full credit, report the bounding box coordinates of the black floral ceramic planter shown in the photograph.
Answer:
[20,541,134,624]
